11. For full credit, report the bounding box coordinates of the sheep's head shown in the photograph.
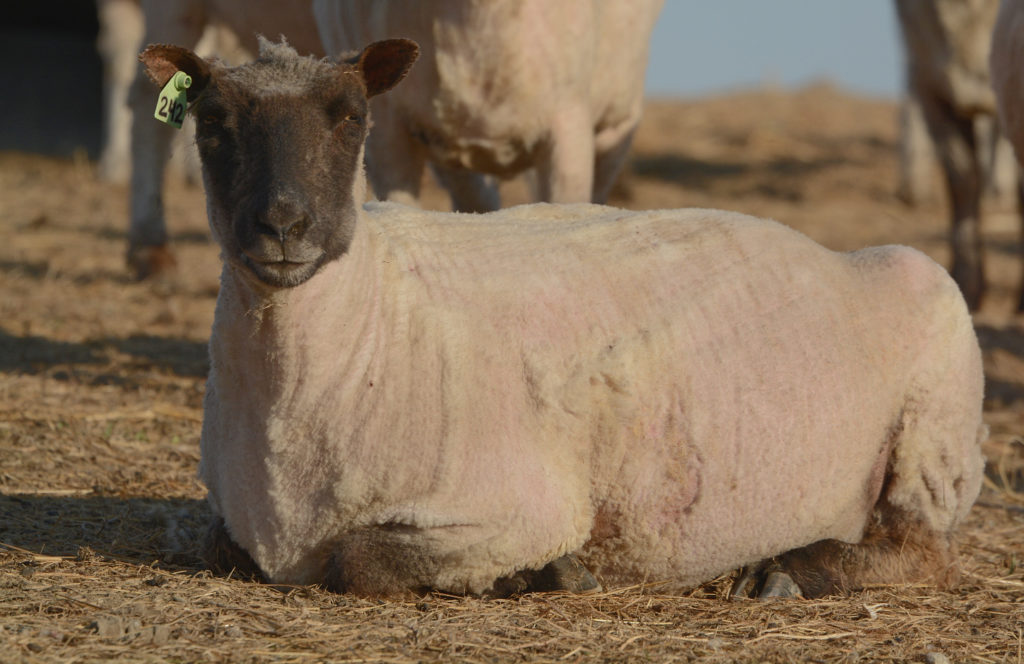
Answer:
[139,37,419,288]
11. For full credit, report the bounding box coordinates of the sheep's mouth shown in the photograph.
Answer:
[242,255,323,288]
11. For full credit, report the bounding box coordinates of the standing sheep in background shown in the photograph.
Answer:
[114,0,321,279]
[312,0,664,213]
[139,38,986,598]
[893,0,1023,311]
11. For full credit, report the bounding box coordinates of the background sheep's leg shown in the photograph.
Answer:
[897,93,935,206]
[96,0,144,184]
[364,102,427,208]
[1017,178,1024,311]
[430,164,501,212]
[126,0,206,279]
[918,92,987,309]
[591,126,637,204]
[534,105,595,203]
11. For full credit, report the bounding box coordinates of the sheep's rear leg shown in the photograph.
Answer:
[732,508,958,599]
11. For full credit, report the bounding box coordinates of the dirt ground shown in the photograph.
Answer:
[1,85,1023,663]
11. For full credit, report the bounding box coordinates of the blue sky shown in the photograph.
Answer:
[645,1,903,98]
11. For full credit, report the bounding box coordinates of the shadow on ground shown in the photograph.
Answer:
[631,153,852,202]
[0,329,208,378]
[0,494,208,569]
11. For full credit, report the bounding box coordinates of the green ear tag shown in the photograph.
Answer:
[154,71,192,129]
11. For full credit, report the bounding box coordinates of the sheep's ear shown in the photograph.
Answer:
[353,39,419,97]
[139,44,212,102]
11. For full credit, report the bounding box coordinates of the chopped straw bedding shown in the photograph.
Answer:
[2,89,1024,662]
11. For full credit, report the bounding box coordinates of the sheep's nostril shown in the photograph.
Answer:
[285,215,310,239]
[254,214,309,242]
[254,219,284,240]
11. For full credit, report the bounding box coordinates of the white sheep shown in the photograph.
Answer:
[110,0,321,278]
[139,38,986,597]
[893,0,1022,311]
[312,0,664,213]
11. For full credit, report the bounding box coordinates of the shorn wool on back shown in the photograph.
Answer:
[138,37,986,598]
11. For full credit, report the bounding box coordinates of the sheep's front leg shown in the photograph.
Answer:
[535,105,596,204]
[125,0,207,279]
[488,554,602,598]
[1016,177,1024,312]
[363,100,428,207]
[127,80,179,278]
[96,0,143,184]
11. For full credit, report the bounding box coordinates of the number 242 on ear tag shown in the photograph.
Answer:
[154,71,192,129]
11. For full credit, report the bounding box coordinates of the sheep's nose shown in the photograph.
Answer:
[255,197,311,241]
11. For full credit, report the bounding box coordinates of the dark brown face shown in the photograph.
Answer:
[192,68,368,288]
[138,38,419,289]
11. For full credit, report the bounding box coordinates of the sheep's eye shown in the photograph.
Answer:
[344,114,363,126]
[200,114,219,126]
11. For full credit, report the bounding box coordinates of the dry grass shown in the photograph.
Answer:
[2,86,1024,663]
[1,501,1022,663]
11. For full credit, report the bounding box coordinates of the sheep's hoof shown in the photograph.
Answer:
[759,570,803,598]
[488,554,602,597]
[530,553,603,594]
[126,243,178,281]
[731,563,803,600]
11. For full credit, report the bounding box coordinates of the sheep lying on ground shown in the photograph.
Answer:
[117,0,321,279]
[139,38,986,597]
[312,0,664,213]
[894,0,1021,311]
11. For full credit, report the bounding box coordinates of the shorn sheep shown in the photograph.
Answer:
[894,0,1022,310]
[312,0,664,213]
[139,38,986,598]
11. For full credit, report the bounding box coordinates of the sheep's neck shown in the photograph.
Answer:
[214,218,386,411]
